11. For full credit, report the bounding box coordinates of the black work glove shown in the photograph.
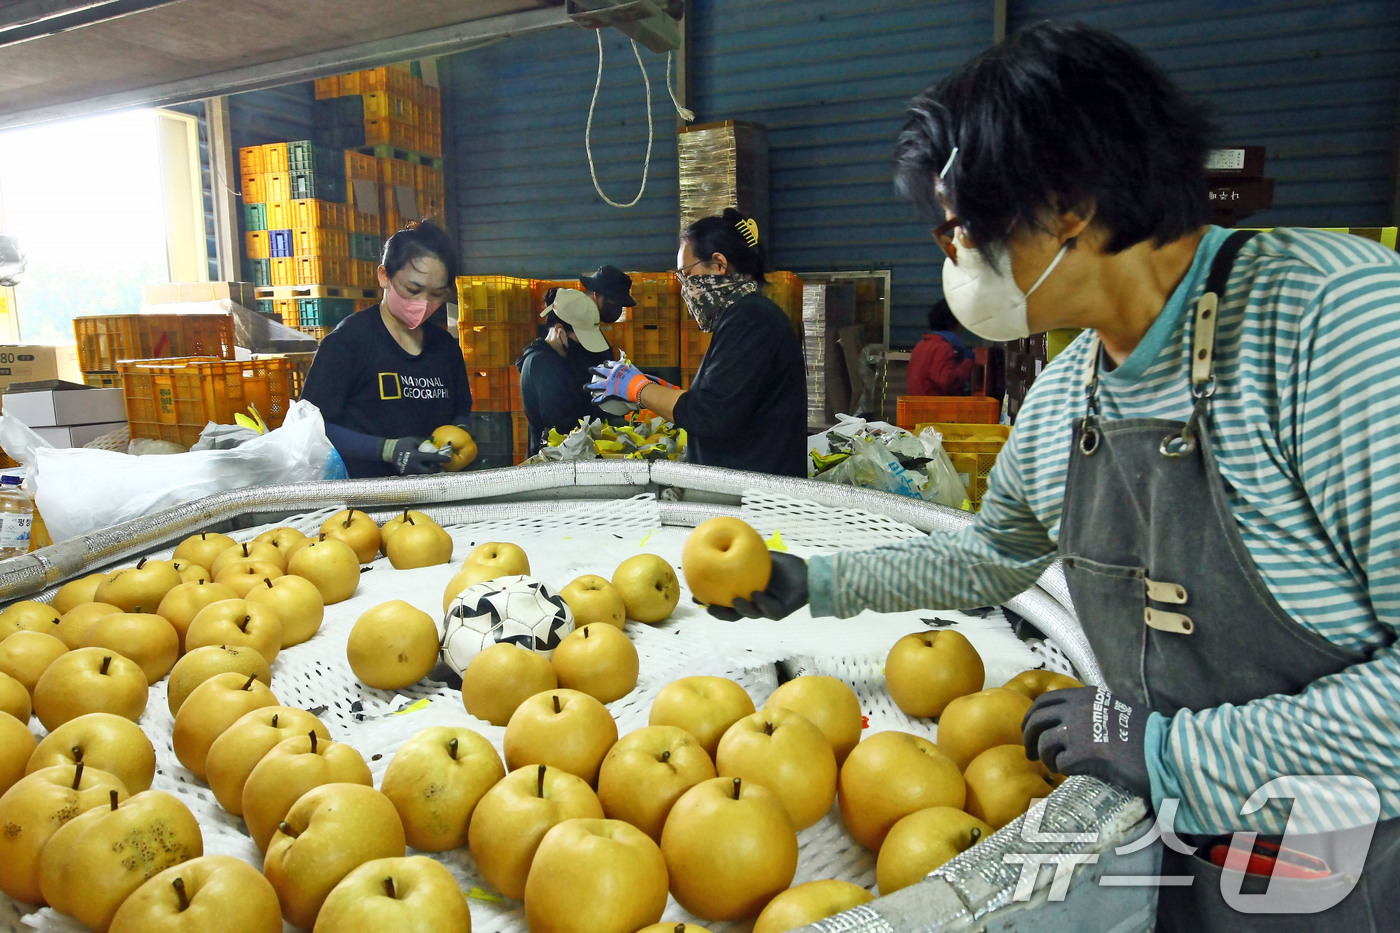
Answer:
[382,436,451,475]
[707,552,809,621]
[1021,685,1151,799]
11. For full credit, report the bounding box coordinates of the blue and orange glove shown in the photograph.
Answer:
[587,359,675,410]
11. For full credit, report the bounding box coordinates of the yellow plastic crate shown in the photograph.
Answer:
[120,356,293,449]
[456,276,535,325]
[917,422,1010,511]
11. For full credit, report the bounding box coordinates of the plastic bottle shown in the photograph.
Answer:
[0,475,33,559]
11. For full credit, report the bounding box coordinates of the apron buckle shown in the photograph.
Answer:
[1145,607,1194,634]
[1080,419,1100,455]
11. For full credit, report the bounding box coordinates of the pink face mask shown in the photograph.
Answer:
[383,280,441,329]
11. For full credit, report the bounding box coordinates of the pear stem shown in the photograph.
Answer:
[384,877,396,899]
[677,926,685,933]
[242,543,250,557]
[537,764,546,797]
[344,509,355,528]
[583,627,590,639]
[100,655,112,676]
[198,579,205,586]
[732,777,741,800]
[309,731,318,754]
[137,557,147,569]
[264,578,274,588]
[402,509,409,521]
[71,745,83,762]
[968,827,982,846]
[406,515,416,525]
[552,695,561,714]
[278,820,298,838]
[239,615,250,632]
[72,761,84,789]
[242,672,258,690]
[109,789,119,810]
[660,750,671,763]
[200,532,207,540]
[448,737,459,760]
[764,720,775,736]
[173,876,190,911]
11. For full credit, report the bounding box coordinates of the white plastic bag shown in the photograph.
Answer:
[10,401,337,544]
[917,425,972,509]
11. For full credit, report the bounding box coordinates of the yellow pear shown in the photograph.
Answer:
[55,601,123,650]
[347,601,440,690]
[612,554,680,624]
[550,623,639,703]
[241,732,372,852]
[51,572,107,615]
[0,762,130,905]
[876,806,991,894]
[380,510,435,550]
[156,581,239,652]
[254,526,309,553]
[173,531,238,571]
[287,537,361,604]
[559,574,627,629]
[0,599,63,641]
[108,855,283,933]
[313,855,472,933]
[170,559,211,584]
[93,558,183,613]
[431,424,478,471]
[32,647,148,730]
[380,725,505,851]
[27,712,156,793]
[0,670,30,721]
[81,611,179,685]
[764,674,865,765]
[1001,668,1085,699]
[213,561,285,598]
[209,541,285,578]
[442,541,529,610]
[205,706,330,815]
[0,712,35,796]
[963,744,1061,830]
[752,879,875,933]
[184,598,282,666]
[935,687,1034,770]
[171,671,279,780]
[244,575,324,647]
[0,629,68,694]
[167,644,271,716]
[320,508,382,564]
[461,642,558,726]
[384,515,453,569]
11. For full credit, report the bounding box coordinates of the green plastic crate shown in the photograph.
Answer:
[243,203,267,232]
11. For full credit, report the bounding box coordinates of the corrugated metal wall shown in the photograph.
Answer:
[227,85,317,150]
[447,26,681,278]
[1008,0,1400,229]
[689,0,993,348]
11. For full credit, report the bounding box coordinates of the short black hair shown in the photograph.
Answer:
[381,220,458,281]
[894,21,1216,259]
[681,208,767,284]
[928,299,958,332]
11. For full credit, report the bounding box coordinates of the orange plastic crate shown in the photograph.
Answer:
[274,299,298,326]
[260,351,317,400]
[468,367,523,412]
[364,118,391,146]
[262,143,289,174]
[74,313,236,373]
[347,204,381,237]
[296,258,348,286]
[460,323,535,369]
[512,410,529,464]
[119,356,293,449]
[238,146,264,175]
[350,260,378,289]
[457,276,535,324]
[607,320,678,368]
[624,272,682,324]
[339,71,362,95]
[245,230,270,259]
[345,151,377,183]
[680,320,712,371]
[294,227,349,259]
[270,258,296,286]
[360,66,389,92]
[896,395,1001,429]
[267,200,295,231]
[293,199,345,229]
[765,270,804,332]
[241,174,265,204]
[264,172,290,204]
[296,325,331,341]
[314,76,339,99]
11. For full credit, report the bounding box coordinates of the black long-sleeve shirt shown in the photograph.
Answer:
[517,338,613,455]
[672,291,807,477]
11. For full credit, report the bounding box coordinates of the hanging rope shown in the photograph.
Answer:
[666,51,695,123]
[585,30,653,208]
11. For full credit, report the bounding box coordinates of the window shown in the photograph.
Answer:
[0,108,208,345]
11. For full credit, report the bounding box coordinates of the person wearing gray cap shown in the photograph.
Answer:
[516,287,618,455]
[579,264,635,324]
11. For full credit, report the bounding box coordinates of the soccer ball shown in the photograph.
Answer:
[442,574,574,674]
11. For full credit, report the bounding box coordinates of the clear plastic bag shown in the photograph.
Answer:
[917,425,972,509]
[0,400,338,544]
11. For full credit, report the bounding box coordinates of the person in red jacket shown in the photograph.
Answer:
[908,299,974,395]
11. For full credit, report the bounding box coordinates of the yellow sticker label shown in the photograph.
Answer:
[765,529,788,552]
[392,698,431,715]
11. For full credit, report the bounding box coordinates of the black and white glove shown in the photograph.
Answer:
[382,436,451,475]
[707,552,810,621]
[1021,685,1151,799]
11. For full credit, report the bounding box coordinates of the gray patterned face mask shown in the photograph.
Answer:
[678,273,759,332]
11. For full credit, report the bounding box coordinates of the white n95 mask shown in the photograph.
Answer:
[942,241,1067,342]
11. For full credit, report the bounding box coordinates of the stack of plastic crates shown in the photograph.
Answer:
[895,394,1001,429]
[73,312,236,388]
[458,275,536,467]
[119,357,294,449]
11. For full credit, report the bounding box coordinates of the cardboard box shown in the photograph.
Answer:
[0,345,82,394]
[1,387,126,427]
[32,421,126,448]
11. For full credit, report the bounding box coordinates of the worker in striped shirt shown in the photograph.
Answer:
[717,21,1400,931]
